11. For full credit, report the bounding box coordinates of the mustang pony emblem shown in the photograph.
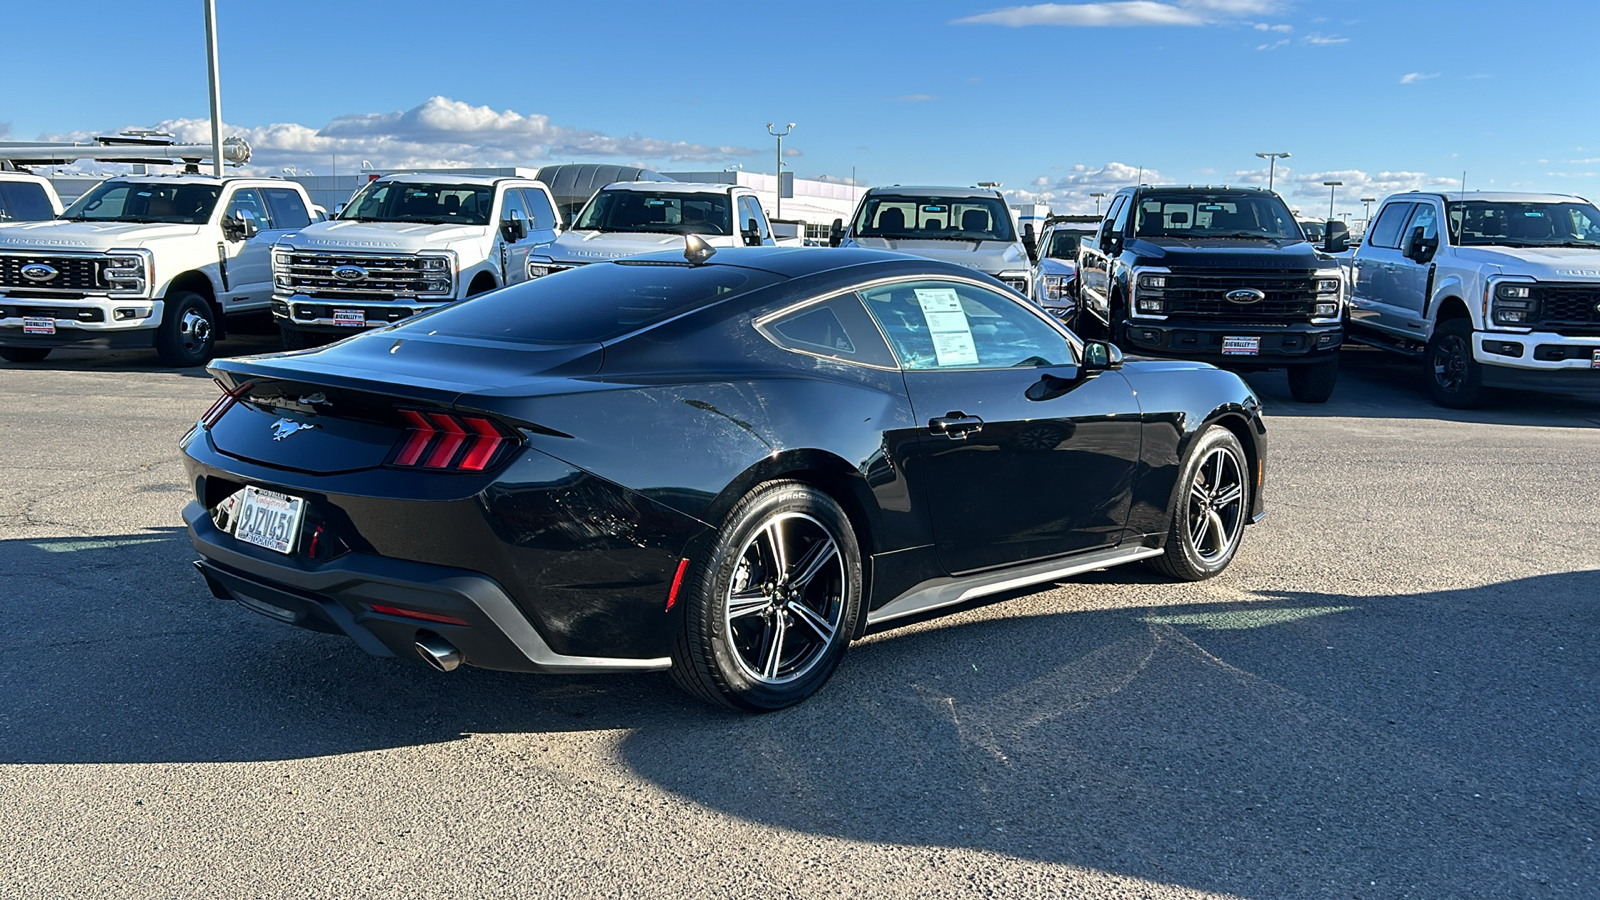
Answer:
[270,417,318,441]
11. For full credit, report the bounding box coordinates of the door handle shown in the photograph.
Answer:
[929,413,984,439]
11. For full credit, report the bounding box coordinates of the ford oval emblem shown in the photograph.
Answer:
[1225,288,1266,305]
[21,263,59,283]
[332,265,368,282]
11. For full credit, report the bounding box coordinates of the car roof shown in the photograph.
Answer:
[863,185,1003,199]
[596,181,746,195]
[0,171,51,185]
[1404,190,1586,204]
[373,172,537,188]
[599,245,988,280]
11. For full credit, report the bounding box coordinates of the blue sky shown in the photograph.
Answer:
[5,0,1598,216]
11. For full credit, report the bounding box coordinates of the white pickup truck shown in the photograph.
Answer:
[0,174,314,365]
[1347,190,1600,406]
[525,181,774,279]
[829,185,1036,297]
[0,171,64,223]
[270,173,562,347]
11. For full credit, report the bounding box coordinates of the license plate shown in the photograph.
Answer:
[1592,349,1600,370]
[232,486,305,555]
[1222,336,1261,356]
[23,316,55,335]
[332,308,366,327]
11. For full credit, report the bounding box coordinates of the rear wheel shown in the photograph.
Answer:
[1148,426,1249,582]
[1425,318,1484,408]
[671,481,862,712]
[1287,357,1339,403]
[154,291,217,367]
[0,347,51,363]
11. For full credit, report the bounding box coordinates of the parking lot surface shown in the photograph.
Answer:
[2,330,1597,899]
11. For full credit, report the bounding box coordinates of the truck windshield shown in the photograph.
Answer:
[1447,200,1600,247]
[0,182,56,221]
[1133,192,1301,240]
[62,181,221,224]
[853,195,1016,242]
[1043,231,1083,259]
[573,191,733,236]
[339,182,494,226]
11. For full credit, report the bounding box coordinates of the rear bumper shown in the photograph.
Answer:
[1121,320,1342,366]
[184,501,672,674]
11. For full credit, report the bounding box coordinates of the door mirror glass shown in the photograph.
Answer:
[829,217,844,248]
[1323,219,1350,253]
[743,217,763,246]
[1081,339,1123,372]
[1405,225,1439,262]
[502,209,528,242]
[225,208,258,241]
[1022,222,1039,263]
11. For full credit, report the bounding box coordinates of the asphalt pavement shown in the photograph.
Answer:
[2,330,1597,899]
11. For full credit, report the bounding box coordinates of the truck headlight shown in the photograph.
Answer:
[527,263,551,279]
[1496,284,1532,300]
[103,250,150,296]
[273,250,293,269]
[1137,274,1166,289]
[418,256,451,273]
[1315,278,1341,294]
[1137,298,1165,313]
[1314,301,1339,317]
[1491,282,1536,325]
[1044,275,1071,300]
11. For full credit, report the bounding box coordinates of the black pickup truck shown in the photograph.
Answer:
[1075,185,1350,402]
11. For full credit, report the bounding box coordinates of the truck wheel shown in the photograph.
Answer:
[1148,425,1249,582]
[0,347,51,363]
[1287,358,1339,403]
[280,325,315,351]
[154,292,217,367]
[1425,318,1484,409]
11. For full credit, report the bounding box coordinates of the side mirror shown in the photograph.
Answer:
[1323,219,1350,253]
[743,217,764,247]
[1082,339,1123,373]
[828,217,844,248]
[224,208,258,241]
[502,210,528,242]
[1405,225,1439,263]
[1022,223,1039,264]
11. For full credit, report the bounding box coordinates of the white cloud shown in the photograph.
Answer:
[894,93,938,102]
[38,95,760,175]
[1256,39,1290,50]
[783,147,804,158]
[953,0,1282,28]
[1003,161,1164,213]
[1399,72,1439,84]
[1303,33,1348,44]
[1253,22,1292,31]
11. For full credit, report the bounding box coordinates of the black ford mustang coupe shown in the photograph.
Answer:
[181,246,1266,711]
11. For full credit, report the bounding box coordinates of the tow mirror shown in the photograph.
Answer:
[1022,223,1039,264]
[1323,219,1350,253]
[1406,225,1438,263]
[223,208,258,241]
[1082,339,1123,373]
[828,217,845,248]
[502,210,528,242]
[743,218,764,247]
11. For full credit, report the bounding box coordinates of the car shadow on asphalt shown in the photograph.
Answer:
[0,318,282,376]
[3,529,1595,895]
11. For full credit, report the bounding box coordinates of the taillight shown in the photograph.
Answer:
[390,409,514,472]
[200,379,255,428]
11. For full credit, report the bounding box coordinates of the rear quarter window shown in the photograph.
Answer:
[756,293,898,369]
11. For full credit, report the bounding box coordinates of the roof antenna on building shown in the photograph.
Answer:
[683,233,717,265]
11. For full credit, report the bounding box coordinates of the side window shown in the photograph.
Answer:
[225,188,273,230]
[859,280,1073,370]
[757,293,897,369]
[738,196,770,239]
[262,188,311,229]
[1401,203,1439,254]
[1365,202,1414,249]
[499,187,528,228]
[519,189,557,230]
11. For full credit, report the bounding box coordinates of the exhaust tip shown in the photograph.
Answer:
[414,632,462,673]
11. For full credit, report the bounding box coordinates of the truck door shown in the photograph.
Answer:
[218,188,283,309]
[1077,194,1128,330]
[501,188,561,286]
[1350,200,1416,335]
[1390,202,1440,323]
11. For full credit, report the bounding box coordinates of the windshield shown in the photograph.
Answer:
[0,182,56,221]
[339,181,493,225]
[1043,230,1083,259]
[853,194,1016,242]
[1447,200,1600,247]
[1133,192,1302,240]
[62,181,221,224]
[573,191,733,236]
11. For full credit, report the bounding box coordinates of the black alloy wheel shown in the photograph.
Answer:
[1425,318,1485,409]
[155,291,218,367]
[671,481,862,712]
[0,347,51,363]
[1149,425,1249,581]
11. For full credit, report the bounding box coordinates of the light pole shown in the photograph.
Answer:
[204,0,225,177]
[766,122,794,220]
[1090,191,1108,215]
[1360,197,1376,231]
[1323,181,1343,220]
[1255,151,1290,192]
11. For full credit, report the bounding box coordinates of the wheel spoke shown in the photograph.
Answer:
[787,600,836,643]
[1209,451,1225,492]
[727,588,769,620]
[786,537,838,591]
[1189,482,1211,506]
[764,519,788,577]
[1213,483,1243,508]
[1191,507,1211,548]
[1205,509,1227,554]
[761,614,788,679]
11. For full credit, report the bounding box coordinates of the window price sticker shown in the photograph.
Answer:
[915,288,979,366]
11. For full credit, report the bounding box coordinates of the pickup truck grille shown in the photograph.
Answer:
[281,252,434,300]
[1158,268,1320,321]
[1531,284,1600,335]
[0,254,106,293]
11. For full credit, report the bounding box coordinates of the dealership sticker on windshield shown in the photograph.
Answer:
[1222,336,1261,356]
[232,486,306,555]
[915,288,980,366]
[333,309,366,327]
[23,317,55,335]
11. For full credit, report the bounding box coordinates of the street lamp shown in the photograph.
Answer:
[1323,181,1343,220]
[1360,197,1377,230]
[766,122,794,220]
[1090,191,1108,215]
[1255,151,1290,192]
[204,0,225,177]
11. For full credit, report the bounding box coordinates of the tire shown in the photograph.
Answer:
[1425,318,1485,409]
[154,291,218,367]
[1286,357,1339,403]
[670,481,863,712]
[1148,425,1250,582]
[279,325,314,351]
[0,347,51,363]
